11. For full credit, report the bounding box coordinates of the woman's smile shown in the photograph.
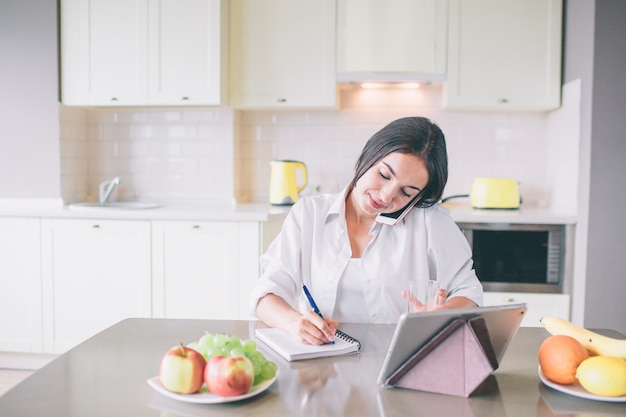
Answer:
[368,194,385,210]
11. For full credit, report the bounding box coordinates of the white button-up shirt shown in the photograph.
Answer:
[250,190,483,323]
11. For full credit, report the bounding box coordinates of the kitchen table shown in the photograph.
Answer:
[1,318,624,417]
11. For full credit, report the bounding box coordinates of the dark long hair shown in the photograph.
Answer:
[349,117,448,208]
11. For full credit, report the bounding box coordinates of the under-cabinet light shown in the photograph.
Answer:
[360,82,421,89]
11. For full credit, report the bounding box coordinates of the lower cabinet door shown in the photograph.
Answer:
[0,218,42,353]
[151,221,240,320]
[41,219,152,354]
[483,291,570,327]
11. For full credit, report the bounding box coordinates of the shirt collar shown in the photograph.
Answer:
[324,183,352,224]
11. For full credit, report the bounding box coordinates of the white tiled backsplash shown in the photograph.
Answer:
[60,81,581,212]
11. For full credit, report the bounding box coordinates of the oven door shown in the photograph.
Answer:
[460,223,565,293]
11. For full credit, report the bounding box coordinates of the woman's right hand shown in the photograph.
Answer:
[290,310,338,345]
[256,293,337,345]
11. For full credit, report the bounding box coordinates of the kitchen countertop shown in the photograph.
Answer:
[1,318,623,417]
[0,198,576,225]
[0,199,292,222]
[441,201,577,225]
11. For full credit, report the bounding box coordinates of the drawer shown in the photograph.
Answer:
[483,292,570,327]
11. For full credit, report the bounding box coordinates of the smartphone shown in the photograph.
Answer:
[375,195,421,226]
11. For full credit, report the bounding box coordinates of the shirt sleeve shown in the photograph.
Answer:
[248,200,305,317]
[426,206,484,306]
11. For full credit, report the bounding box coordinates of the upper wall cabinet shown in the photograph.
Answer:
[336,0,447,82]
[60,0,227,106]
[61,0,148,106]
[445,0,562,111]
[229,0,336,109]
[147,0,227,105]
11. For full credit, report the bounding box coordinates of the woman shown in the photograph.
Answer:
[250,117,482,345]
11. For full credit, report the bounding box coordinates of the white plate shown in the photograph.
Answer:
[538,366,626,403]
[147,372,278,404]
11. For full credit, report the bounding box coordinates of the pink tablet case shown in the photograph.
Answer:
[388,317,497,397]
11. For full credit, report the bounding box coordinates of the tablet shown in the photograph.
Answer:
[377,303,527,387]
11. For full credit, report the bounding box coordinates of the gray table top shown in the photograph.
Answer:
[1,318,624,417]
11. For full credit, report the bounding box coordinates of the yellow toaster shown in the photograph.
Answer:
[471,178,520,209]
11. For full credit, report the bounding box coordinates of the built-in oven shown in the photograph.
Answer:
[458,222,573,294]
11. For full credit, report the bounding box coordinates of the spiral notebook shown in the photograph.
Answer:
[254,327,361,361]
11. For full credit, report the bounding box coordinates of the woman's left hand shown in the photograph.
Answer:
[401,288,449,312]
[435,288,448,307]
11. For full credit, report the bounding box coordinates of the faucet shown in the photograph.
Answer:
[99,177,121,205]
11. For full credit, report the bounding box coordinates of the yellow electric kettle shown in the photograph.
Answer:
[269,160,308,205]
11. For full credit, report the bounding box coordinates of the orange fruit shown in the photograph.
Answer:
[538,335,589,384]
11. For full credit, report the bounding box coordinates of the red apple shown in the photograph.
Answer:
[159,343,207,394]
[205,355,254,397]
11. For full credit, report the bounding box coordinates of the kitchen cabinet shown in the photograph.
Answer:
[147,0,227,105]
[60,0,226,106]
[483,291,570,327]
[151,221,239,320]
[152,220,282,320]
[229,0,336,108]
[336,0,447,82]
[40,219,151,354]
[0,218,42,353]
[445,0,562,111]
[61,0,148,106]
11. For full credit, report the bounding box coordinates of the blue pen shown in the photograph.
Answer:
[302,284,334,344]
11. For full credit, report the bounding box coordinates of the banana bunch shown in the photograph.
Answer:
[540,317,626,358]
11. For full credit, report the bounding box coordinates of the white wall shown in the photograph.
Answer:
[561,0,626,334]
[0,0,61,200]
[582,0,626,334]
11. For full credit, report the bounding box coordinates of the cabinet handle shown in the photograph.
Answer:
[276,98,287,103]
[181,97,189,101]
[506,297,515,302]
[498,98,509,104]
[192,225,200,229]
[110,97,118,101]
[92,224,100,229]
